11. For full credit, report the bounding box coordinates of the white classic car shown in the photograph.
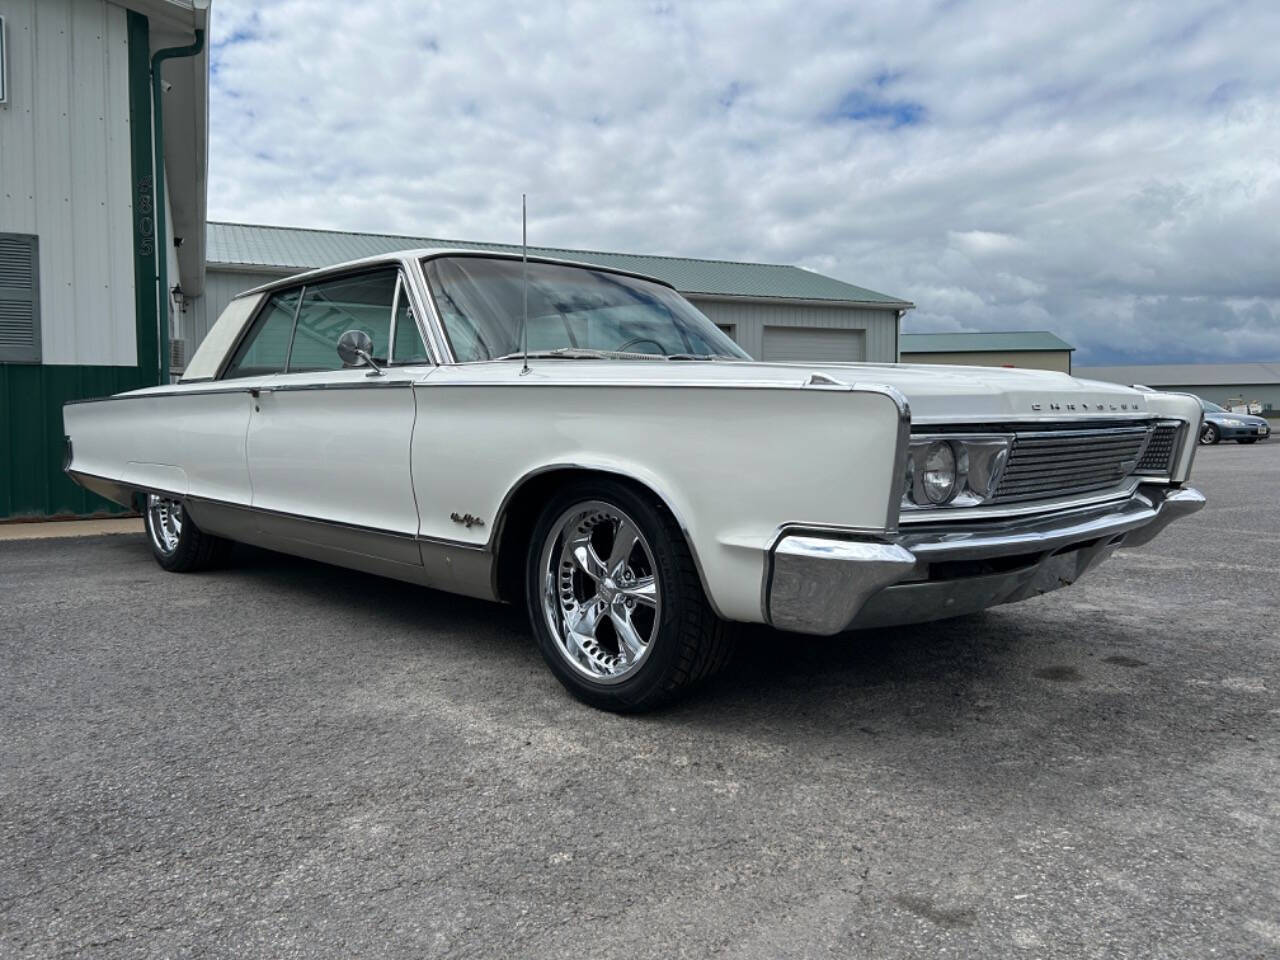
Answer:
[64,250,1205,710]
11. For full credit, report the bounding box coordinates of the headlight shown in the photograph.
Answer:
[1221,418,1243,426]
[922,441,958,504]
[902,435,1013,511]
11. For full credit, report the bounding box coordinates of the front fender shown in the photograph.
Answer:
[410,378,908,623]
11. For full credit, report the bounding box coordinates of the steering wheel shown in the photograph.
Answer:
[614,337,668,355]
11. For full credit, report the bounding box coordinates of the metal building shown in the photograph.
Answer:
[1074,362,1280,415]
[0,0,208,519]
[186,222,912,371]
[899,331,1075,373]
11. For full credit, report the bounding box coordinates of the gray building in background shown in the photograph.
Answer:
[181,222,912,368]
[900,331,1074,373]
[1074,362,1280,414]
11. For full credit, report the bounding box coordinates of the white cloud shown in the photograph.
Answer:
[206,0,1280,364]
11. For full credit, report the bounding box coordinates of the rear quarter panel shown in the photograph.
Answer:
[63,386,254,506]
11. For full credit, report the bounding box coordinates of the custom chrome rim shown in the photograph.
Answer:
[147,494,184,555]
[540,501,661,684]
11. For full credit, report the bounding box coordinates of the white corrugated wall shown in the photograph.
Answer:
[0,0,136,366]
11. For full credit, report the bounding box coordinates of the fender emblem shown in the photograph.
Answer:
[450,512,485,529]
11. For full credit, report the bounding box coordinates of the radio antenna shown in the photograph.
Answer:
[520,193,530,376]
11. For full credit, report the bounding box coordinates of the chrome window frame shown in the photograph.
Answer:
[216,258,445,381]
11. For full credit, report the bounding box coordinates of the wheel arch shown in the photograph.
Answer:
[491,463,720,615]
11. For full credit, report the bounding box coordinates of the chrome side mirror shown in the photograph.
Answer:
[336,329,383,376]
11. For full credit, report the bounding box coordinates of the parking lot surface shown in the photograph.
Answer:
[3,442,1278,958]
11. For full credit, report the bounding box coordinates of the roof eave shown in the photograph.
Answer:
[686,292,914,310]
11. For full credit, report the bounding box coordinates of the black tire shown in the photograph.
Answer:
[525,479,735,712]
[144,494,233,572]
[1200,423,1220,445]
[1237,438,1257,444]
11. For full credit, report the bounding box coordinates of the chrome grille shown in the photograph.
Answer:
[1135,422,1179,475]
[994,425,1152,504]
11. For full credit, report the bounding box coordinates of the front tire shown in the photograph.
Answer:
[144,494,232,572]
[525,480,734,712]
[1200,423,1220,445]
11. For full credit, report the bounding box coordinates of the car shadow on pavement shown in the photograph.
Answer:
[228,541,1091,719]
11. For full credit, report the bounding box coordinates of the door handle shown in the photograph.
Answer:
[248,387,274,398]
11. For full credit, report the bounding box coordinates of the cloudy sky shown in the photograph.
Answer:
[206,1,1280,366]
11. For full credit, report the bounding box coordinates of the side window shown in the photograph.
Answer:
[391,277,430,364]
[223,288,301,378]
[287,269,397,373]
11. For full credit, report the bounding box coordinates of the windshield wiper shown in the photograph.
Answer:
[495,348,740,362]
[494,347,614,361]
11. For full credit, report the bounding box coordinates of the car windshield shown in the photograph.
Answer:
[422,256,751,362]
[1201,399,1225,412]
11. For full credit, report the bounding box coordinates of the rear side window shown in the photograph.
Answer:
[287,269,398,372]
[223,288,301,378]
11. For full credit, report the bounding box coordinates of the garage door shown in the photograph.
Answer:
[760,326,865,363]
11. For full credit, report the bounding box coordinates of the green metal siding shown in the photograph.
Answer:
[0,11,159,520]
[0,364,148,518]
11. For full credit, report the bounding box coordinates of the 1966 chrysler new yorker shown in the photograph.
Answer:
[63,251,1206,710]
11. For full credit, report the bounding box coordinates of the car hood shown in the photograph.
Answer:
[442,358,1155,423]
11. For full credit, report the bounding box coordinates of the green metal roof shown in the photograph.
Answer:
[206,222,910,306]
[900,331,1075,353]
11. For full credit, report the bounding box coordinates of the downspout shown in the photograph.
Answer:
[150,28,205,383]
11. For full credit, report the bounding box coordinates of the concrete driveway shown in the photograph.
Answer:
[2,442,1277,958]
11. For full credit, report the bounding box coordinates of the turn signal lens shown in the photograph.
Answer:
[922,441,958,504]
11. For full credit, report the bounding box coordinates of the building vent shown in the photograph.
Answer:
[170,338,186,372]
[0,233,41,363]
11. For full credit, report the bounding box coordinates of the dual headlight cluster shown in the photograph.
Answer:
[901,435,1013,510]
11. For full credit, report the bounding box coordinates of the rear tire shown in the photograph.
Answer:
[525,479,734,712]
[144,494,233,572]
[1200,423,1220,445]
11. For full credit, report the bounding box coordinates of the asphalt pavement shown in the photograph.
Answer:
[2,441,1278,958]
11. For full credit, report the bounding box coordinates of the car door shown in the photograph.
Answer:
[244,266,433,575]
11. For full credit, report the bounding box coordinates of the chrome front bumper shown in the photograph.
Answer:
[765,485,1205,635]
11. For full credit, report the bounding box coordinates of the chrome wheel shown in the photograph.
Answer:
[539,500,662,684]
[1200,424,1217,445]
[147,494,184,556]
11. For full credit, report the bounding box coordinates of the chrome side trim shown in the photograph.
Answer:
[187,498,434,588]
[64,471,499,599]
[766,537,916,635]
[268,380,416,393]
[420,376,903,392]
[63,387,255,405]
